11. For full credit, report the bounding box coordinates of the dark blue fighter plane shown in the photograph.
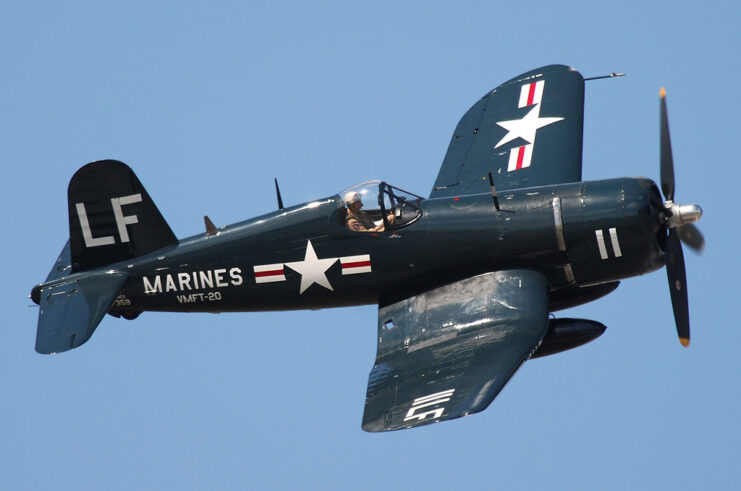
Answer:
[30,65,703,431]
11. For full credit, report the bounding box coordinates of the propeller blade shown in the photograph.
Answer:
[677,223,705,253]
[660,87,675,202]
[665,230,690,346]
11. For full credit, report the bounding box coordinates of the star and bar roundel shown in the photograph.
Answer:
[253,240,372,294]
[495,80,564,172]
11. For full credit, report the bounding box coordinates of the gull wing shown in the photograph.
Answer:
[431,65,584,198]
[362,270,549,432]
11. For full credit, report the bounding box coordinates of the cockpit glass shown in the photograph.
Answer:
[341,181,383,212]
[339,180,423,231]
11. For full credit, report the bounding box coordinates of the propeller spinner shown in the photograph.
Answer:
[659,87,704,346]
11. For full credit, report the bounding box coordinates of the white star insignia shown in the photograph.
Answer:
[494,103,564,149]
[285,240,338,294]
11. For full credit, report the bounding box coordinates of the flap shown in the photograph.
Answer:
[362,270,549,432]
[35,271,128,354]
[431,65,584,198]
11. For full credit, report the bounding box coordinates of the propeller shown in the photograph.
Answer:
[660,88,676,202]
[677,223,704,253]
[659,87,704,346]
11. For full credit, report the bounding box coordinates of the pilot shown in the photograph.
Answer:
[344,191,395,232]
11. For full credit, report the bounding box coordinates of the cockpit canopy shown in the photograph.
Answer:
[339,180,423,231]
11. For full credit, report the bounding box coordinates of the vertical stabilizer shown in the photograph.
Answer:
[68,160,177,271]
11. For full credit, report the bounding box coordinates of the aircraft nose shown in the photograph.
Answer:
[678,203,702,225]
[665,202,702,228]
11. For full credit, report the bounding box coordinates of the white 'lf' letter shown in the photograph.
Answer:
[76,202,115,247]
[111,194,142,243]
[75,193,143,248]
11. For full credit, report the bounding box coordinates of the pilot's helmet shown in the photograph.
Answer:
[344,191,362,206]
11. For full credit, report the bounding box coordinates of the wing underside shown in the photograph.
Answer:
[362,270,549,432]
[431,65,585,198]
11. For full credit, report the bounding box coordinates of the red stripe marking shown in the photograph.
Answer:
[255,269,284,278]
[516,146,526,169]
[526,82,536,106]
[342,261,371,269]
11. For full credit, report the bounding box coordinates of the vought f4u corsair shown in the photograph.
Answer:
[31,65,703,431]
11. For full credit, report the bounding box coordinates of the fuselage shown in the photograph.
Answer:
[105,177,666,317]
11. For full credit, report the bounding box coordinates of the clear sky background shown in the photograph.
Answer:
[2,2,739,490]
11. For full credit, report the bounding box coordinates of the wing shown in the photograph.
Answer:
[430,65,585,198]
[362,270,549,432]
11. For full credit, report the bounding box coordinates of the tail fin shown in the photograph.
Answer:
[68,160,177,272]
[32,160,175,353]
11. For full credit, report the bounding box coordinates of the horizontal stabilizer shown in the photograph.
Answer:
[35,271,128,354]
[45,240,72,283]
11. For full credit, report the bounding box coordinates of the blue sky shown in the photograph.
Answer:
[2,2,739,490]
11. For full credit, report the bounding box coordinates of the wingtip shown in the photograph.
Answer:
[660,87,667,99]
[679,336,690,347]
